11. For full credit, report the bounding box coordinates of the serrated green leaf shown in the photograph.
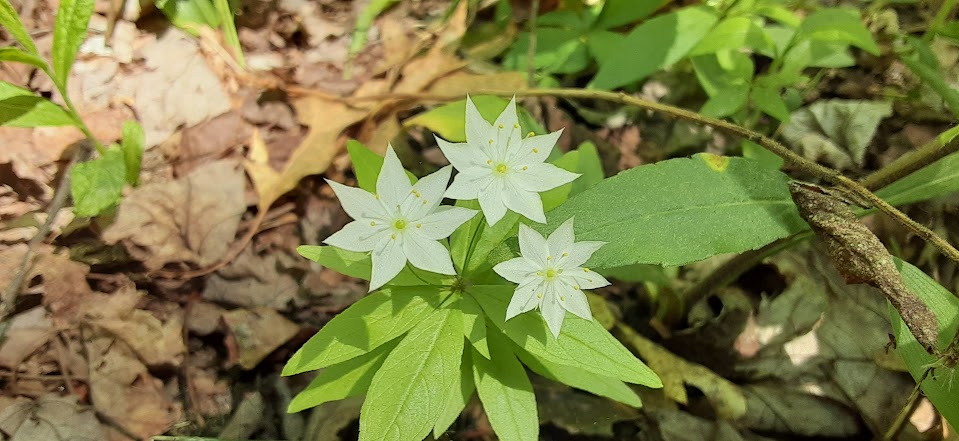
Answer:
[541,141,604,211]
[404,96,544,143]
[544,154,805,268]
[296,245,439,286]
[590,6,718,90]
[515,345,642,407]
[470,285,661,387]
[875,131,959,206]
[360,307,464,441]
[287,338,399,413]
[0,0,39,54]
[71,147,127,217]
[0,81,75,127]
[473,329,538,441]
[282,286,444,375]
[891,259,959,428]
[795,8,879,55]
[121,120,144,186]
[0,47,49,71]
[52,0,94,87]
[460,294,489,359]
[593,0,668,30]
[690,16,773,56]
[433,348,476,438]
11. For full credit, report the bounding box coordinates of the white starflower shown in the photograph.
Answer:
[437,96,580,226]
[324,146,478,291]
[492,218,609,338]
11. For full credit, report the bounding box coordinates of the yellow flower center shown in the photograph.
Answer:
[545,269,557,279]
[495,163,509,174]
[393,219,408,230]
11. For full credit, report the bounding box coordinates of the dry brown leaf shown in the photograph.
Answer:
[222,307,299,370]
[0,395,106,441]
[103,160,246,271]
[203,247,298,309]
[426,71,527,97]
[188,368,233,417]
[0,307,54,369]
[85,285,186,368]
[27,249,96,326]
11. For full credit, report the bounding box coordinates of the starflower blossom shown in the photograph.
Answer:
[437,96,579,226]
[324,146,477,291]
[493,218,609,338]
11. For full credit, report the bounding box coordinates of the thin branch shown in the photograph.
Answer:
[861,124,959,191]
[526,0,540,89]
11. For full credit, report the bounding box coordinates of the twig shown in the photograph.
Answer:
[861,124,959,191]
[883,368,931,440]
[526,0,539,89]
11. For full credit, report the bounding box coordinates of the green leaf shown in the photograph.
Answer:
[515,346,642,407]
[700,84,750,118]
[750,84,791,122]
[470,285,662,387]
[544,154,805,268]
[780,99,893,168]
[875,138,959,206]
[156,0,219,33]
[213,0,244,66]
[899,38,959,120]
[503,28,590,74]
[296,245,438,286]
[795,8,879,56]
[584,30,624,66]
[781,40,855,72]
[405,96,545,143]
[121,121,144,186]
[0,81,76,127]
[287,338,399,413]
[541,141,605,211]
[589,6,718,90]
[741,139,784,170]
[691,51,753,118]
[345,140,416,193]
[891,259,959,428]
[473,329,538,441]
[593,0,669,30]
[433,348,476,438]
[0,0,39,54]
[52,0,94,88]
[598,264,672,286]
[689,16,773,56]
[360,307,464,441]
[71,147,127,217]
[754,4,801,28]
[460,294,490,359]
[282,286,444,375]
[348,0,399,58]
[450,203,520,275]
[0,47,49,71]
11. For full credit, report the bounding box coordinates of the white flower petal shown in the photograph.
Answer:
[518,223,548,267]
[376,146,413,205]
[436,136,488,171]
[540,283,565,338]
[416,206,478,240]
[326,180,387,220]
[493,257,537,284]
[509,129,562,164]
[493,96,520,138]
[505,279,541,320]
[478,180,509,226]
[502,183,546,224]
[444,167,491,200]
[403,234,455,275]
[466,95,494,149]
[546,218,575,259]
[322,220,387,252]
[513,163,580,193]
[563,241,605,268]
[568,270,610,290]
[492,97,523,158]
[370,236,408,291]
[403,166,451,220]
[559,283,592,321]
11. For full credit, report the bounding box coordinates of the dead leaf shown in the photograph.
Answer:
[103,160,246,271]
[0,395,106,441]
[188,368,233,417]
[781,100,893,170]
[85,285,186,368]
[218,391,265,439]
[0,307,54,369]
[175,111,253,175]
[203,247,298,309]
[222,307,299,369]
[30,250,95,325]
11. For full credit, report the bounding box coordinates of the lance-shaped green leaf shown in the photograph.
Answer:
[287,338,399,413]
[296,245,443,286]
[282,286,443,375]
[470,285,661,387]
[359,307,464,441]
[473,330,537,441]
[52,0,94,87]
[0,81,75,127]
[874,128,959,207]
[515,346,642,407]
[0,47,49,71]
[545,154,805,268]
[460,294,490,359]
[121,121,145,186]
[0,0,39,54]
[433,348,476,438]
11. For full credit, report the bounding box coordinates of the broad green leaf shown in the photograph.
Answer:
[0,0,39,54]
[473,330,538,441]
[590,6,718,90]
[545,154,805,268]
[360,307,464,441]
[121,121,144,186]
[460,294,490,359]
[741,139,784,170]
[593,0,669,30]
[282,286,443,375]
[470,285,662,387]
[0,81,76,127]
[71,147,127,217]
[795,8,879,55]
[504,28,590,74]
[899,38,959,120]
[213,0,244,66]
[750,84,791,122]
[0,47,49,71]
[515,346,642,407]
[891,259,959,428]
[700,84,750,118]
[754,4,801,28]
[541,141,604,211]
[433,348,476,438]
[345,140,417,193]
[296,245,439,286]
[287,338,399,413]
[691,52,753,98]
[584,29,624,66]
[689,16,773,56]
[404,96,545,143]
[449,199,521,275]
[52,0,94,87]
[781,40,855,72]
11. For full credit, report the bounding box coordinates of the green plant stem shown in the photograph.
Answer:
[898,52,959,120]
[861,124,959,191]
[926,0,959,41]
[526,0,540,89]
[882,368,931,440]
